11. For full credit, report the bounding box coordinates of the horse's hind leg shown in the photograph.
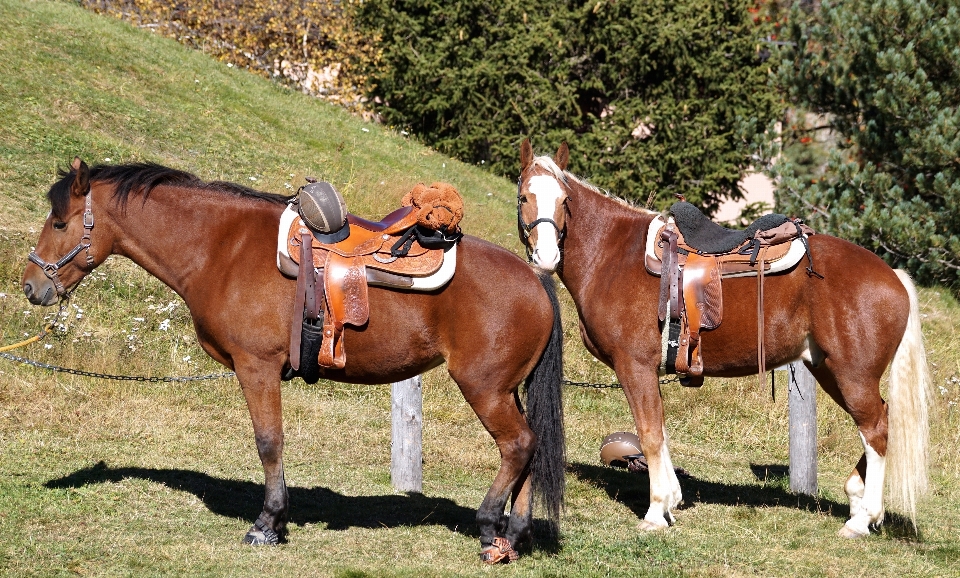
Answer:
[808,363,888,537]
[459,386,536,563]
[233,357,289,544]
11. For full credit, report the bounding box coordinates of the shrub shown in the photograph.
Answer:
[81,0,380,114]
[356,0,780,211]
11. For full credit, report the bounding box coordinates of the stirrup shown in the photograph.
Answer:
[480,537,518,564]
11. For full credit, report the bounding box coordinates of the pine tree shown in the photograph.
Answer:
[772,0,960,289]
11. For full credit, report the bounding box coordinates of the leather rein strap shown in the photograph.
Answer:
[757,254,766,391]
[27,193,94,297]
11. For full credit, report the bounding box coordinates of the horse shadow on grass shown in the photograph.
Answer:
[45,460,561,550]
[569,461,849,521]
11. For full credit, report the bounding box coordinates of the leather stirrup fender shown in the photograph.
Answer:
[318,252,370,369]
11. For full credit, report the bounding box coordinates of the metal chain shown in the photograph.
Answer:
[0,351,235,382]
[563,375,679,389]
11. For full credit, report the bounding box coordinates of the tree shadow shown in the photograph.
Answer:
[568,461,848,522]
[44,461,561,551]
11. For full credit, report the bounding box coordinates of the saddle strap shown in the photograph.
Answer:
[757,253,766,390]
[290,228,316,371]
[675,314,692,375]
[659,225,680,322]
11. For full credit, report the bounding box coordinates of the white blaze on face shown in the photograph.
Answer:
[528,175,564,270]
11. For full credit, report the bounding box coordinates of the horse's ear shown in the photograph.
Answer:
[70,157,90,197]
[554,142,569,171]
[520,138,534,172]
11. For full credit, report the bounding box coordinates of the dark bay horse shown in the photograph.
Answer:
[517,140,931,538]
[22,157,565,562]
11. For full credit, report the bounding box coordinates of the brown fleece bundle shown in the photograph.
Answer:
[402,182,464,231]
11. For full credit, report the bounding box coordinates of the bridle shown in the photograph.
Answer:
[27,192,94,297]
[516,174,566,255]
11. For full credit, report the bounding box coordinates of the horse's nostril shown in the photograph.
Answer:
[23,282,33,299]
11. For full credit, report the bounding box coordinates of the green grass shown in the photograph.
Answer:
[1,1,959,576]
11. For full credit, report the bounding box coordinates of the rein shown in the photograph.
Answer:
[27,193,95,297]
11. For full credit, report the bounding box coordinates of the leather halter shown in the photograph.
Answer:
[516,177,565,254]
[27,193,94,297]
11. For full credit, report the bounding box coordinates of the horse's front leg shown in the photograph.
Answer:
[618,362,682,530]
[234,357,289,545]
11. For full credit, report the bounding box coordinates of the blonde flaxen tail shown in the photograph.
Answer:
[886,270,933,527]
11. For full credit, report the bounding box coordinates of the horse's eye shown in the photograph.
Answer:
[518,196,528,204]
[53,221,67,230]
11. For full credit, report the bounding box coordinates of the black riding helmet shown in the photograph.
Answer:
[297,181,350,243]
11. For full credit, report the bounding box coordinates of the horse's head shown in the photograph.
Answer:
[22,157,106,305]
[517,139,570,271]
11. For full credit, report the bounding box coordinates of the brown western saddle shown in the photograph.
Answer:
[645,201,817,388]
[281,182,463,382]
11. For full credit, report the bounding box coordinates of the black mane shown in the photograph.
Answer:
[48,162,293,219]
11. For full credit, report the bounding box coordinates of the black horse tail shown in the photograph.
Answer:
[524,271,565,535]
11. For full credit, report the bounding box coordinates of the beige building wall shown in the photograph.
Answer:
[714,172,776,223]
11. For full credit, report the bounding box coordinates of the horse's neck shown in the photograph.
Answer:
[560,184,655,298]
[103,185,280,298]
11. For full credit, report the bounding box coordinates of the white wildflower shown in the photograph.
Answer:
[158,319,170,331]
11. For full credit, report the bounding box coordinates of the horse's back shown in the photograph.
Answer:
[326,235,554,384]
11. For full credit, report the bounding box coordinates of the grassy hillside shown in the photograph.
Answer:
[1,1,959,576]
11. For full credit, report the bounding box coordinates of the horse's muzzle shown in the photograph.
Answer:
[23,277,58,306]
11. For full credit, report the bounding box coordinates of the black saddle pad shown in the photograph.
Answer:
[669,201,789,254]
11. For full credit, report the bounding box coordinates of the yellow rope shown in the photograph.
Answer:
[0,300,65,352]
[0,323,53,352]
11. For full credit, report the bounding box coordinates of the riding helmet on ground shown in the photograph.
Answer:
[600,431,643,468]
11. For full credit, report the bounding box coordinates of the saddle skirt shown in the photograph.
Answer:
[277,201,460,372]
[643,210,816,387]
[644,215,809,279]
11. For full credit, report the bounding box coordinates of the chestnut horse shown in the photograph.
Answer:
[22,158,565,562]
[517,140,931,538]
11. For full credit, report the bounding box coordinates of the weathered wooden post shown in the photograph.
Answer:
[788,362,818,495]
[391,375,423,492]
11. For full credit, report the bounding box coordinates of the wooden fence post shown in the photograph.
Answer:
[391,375,423,493]
[788,362,818,495]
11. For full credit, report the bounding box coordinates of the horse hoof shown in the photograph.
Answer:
[243,520,281,545]
[480,537,519,564]
[639,519,668,532]
[838,524,869,539]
